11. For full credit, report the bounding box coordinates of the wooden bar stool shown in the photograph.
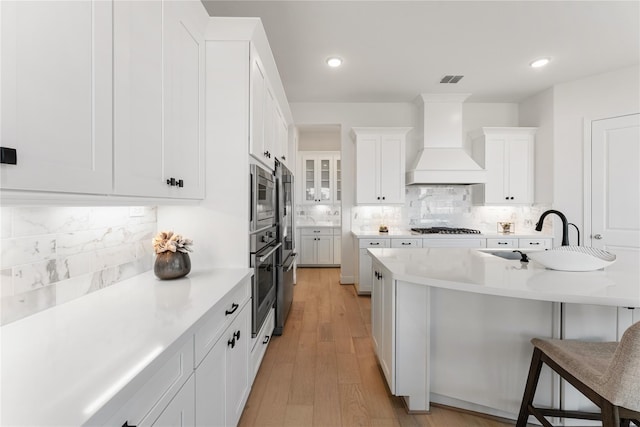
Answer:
[516,321,640,427]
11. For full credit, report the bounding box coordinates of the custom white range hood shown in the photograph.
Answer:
[406,93,487,185]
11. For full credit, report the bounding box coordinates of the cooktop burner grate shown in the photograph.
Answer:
[411,227,482,235]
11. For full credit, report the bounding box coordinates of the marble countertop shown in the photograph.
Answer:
[352,230,552,239]
[0,268,253,426]
[368,248,640,307]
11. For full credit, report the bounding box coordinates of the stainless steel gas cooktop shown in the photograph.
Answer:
[410,227,482,235]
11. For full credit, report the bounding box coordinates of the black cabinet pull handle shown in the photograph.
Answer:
[122,422,137,427]
[167,177,176,186]
[370,242,380,246]
[505,196,509,200]
[498,242,508,245]
[510,196,514,200]
[263,335,270,344]
[0,147,17,165]
[529,242,540,245]
[377,196,381,200]
[382,196,386,200]
[228,336,236,348]
[401,242,410,245]
[178,179,184,188]
[234,330,241,341]
[225,303,239,316]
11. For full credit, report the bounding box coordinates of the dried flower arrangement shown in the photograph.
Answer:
[152,231,193,254]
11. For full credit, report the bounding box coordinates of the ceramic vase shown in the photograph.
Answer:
[154,251,191,280]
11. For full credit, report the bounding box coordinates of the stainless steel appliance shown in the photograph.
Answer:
[274,160,296,335]
[250,224,280,337]
[411,227,482,234]
[250,163,276,232]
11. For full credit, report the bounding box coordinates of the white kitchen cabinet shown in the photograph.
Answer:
[371,261,397,393]
[196,300,251,427]
[518,238,552,249]
[356,238,390,294]
[106,336,195,427]
[391,238,423,248]
[486,237,518,248]
[250,307,275,382]
[113,0,206,199]
[299,228,335,265]
[249,47,290,171]
[471,127,537,205]
[351,127,411,205]
[152,375,195,427]
[0,1,113,194]
[422,238,486,248]
[299,151,340,204]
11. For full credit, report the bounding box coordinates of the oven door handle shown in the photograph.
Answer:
[284,253,298,272]
[258,243,282,263]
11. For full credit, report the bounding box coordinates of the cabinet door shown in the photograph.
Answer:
[371,261,383,355]
[162,0,205,199]
[379,135,405,203]
[357,248,373,293]
[484,139,507,203]
[195,331,226,427]
[333,235,342,264]
[263,86,277,170]
[334,157,342,202]
[355,136,380,204]
[114,0,205,199]
[225,303,251,427]
[300,235,317,265]
[250,53,266,164]
[1,1,112,194]
[316,236,334,264]
[301,156,317,203]
[318,157,333,203]
[152,375,195,427]
[380,266,395,392]
[113,1,163,196]
[506,137,532,203]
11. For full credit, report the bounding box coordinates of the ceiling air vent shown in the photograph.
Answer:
[440,75,464,84]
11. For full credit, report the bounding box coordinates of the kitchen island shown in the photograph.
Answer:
[367,247,639,420]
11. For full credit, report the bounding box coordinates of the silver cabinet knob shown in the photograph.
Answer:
[593,234,603,240]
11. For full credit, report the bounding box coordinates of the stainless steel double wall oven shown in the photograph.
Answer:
[250,164,279,336]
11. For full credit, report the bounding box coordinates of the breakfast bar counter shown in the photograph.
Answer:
[366,247,639,420]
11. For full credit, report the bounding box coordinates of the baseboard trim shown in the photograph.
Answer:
[340,275,354,284]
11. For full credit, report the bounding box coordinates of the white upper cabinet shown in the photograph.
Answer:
[471,127,537,205]
[352,127,410,205]
[113,0,206,199]
[249,46,290,171]
[299,151,340,204]
[0,1,113,194]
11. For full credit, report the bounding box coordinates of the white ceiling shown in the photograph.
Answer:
[202,1,639,104]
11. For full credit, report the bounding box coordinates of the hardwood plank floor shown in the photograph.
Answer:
[239,268,517,427]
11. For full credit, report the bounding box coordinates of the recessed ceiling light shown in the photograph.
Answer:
[326,57,343,68]
[530,57,551,68]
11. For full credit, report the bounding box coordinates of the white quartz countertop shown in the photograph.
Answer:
[0,268,253,426]
[368,248,640,307]
[352,230,551,239]
[297,222,340,228]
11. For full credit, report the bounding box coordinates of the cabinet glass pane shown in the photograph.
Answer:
[320,159,331,200]
[336,159,341,201]
[305,159,315,200]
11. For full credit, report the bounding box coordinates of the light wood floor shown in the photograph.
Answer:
[239,268,517,427]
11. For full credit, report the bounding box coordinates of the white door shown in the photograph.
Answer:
[591,114,640,265]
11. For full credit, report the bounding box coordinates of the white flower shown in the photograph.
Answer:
[153,231,193,254]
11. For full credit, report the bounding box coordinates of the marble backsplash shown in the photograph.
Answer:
[0,206,157,325]
[352,186,552,234]
[296,203,341,226]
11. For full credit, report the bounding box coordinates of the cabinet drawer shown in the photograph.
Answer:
[359,238,390,249]
[422,238,486,248]
[194,278,251,366]
[106,336,194,427]
[300,228,334,236]
[518,238,551,249]
[486,238,517,248]
[391,239,423,248]
[251,307,275,382]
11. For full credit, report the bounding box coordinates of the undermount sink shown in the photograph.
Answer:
[527,246,616,272]
[482,250,523,261]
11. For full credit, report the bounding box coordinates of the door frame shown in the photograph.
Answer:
[582,112,640,247]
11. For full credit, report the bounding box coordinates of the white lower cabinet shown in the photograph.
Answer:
[196,300,251,427]
[153,375,195,427]
[106,336,195,427]
[356,238,390,294]
[251,307,275,382]
[298,227,339,266]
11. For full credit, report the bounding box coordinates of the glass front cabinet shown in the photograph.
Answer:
[299,152,340,205]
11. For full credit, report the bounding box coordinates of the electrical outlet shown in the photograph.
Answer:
[129,206,145,217]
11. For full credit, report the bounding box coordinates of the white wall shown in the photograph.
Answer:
[519,87,555,205]
[291,101,520,283]
[523,65,640,243]
[298,128,341,151]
